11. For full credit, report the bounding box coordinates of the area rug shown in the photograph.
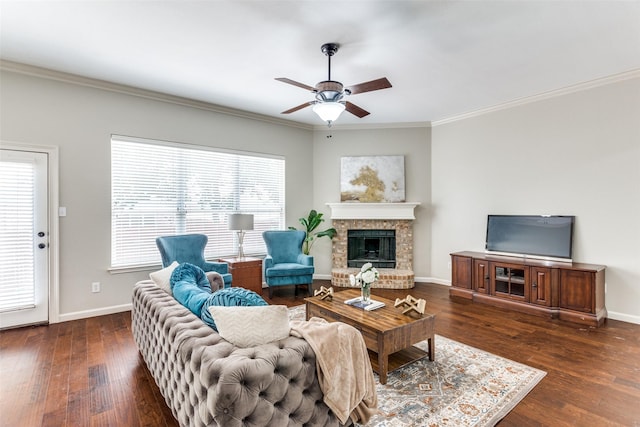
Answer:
[288,305,546,427]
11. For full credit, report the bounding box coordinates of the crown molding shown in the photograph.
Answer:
[431,68,640,127]
[0,60,313,131]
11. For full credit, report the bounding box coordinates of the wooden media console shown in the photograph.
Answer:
[450,251,606,327]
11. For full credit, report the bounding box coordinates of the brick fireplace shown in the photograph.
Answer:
[327,202,419,289]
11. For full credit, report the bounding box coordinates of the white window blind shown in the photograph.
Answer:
[0,160,36,311]
[111,136,285,269]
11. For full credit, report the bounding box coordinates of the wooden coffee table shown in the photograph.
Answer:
[305,289,435,384]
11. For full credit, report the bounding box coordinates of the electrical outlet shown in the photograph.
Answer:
[92,282,101,293]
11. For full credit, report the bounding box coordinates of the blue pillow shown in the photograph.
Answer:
[201,287,267,331]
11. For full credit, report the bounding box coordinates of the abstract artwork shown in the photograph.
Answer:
[340,156,405,202]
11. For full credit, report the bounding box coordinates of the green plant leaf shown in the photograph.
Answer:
[316,228,337,239]
[289,209,336,255]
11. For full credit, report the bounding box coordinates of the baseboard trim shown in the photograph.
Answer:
[417,276,451,286]
[607,311,640,325]
[58,303,132,323]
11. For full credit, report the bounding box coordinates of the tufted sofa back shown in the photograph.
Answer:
[132,281,347,426]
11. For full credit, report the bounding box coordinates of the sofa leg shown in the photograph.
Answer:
[307,284,313,296]
[269,287,273,299]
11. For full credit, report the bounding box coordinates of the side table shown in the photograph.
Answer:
[218,257,263,294]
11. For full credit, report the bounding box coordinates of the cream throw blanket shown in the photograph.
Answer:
[290,317,378,425]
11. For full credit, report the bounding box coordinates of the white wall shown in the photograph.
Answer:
[311,127,431,278]
[431,77,640,324]
[0,69,314,319]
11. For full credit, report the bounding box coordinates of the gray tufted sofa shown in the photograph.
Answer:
[132,280,349,427]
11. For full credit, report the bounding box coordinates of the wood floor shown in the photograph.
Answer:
[1,281,639,426]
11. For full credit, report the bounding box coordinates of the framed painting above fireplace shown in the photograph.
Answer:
[340,155,405,203]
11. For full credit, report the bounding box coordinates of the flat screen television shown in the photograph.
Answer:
[485,215,575,262]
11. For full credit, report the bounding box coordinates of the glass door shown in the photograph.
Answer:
[0,149,49,328]
[491,263,528,301]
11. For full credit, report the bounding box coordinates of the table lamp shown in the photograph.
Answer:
[228,213,254,259]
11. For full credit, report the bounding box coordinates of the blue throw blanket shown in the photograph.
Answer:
[170,262,267,330]
[170,263,212,316]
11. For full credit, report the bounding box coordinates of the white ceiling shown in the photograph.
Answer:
[1,1,639,127]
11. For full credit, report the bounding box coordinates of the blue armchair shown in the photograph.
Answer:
[262,230,314,298]
[155,234,232,287]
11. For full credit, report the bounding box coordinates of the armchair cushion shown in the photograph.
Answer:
[265,262,314,277]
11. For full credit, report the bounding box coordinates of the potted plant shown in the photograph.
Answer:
[289,209,337,255]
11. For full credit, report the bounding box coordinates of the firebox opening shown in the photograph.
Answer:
[347,229,396,268]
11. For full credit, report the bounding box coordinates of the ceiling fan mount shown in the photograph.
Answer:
[276,42,392,125]
[320,42,339,58]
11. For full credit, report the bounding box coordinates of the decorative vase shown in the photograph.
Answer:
[361,283,371,303]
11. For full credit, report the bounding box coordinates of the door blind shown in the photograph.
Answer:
[0,160,36,311]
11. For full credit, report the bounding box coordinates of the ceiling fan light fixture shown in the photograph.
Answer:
[312,101,345,125]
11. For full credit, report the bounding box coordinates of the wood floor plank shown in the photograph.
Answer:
[42,323,72,425]
[1,281,639,426]
[67,319,90,426]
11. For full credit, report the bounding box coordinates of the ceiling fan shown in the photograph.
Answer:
[276,43,392,126]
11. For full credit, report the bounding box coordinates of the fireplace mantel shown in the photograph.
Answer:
[326,202,420,220]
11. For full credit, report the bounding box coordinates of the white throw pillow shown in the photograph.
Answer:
[149,261,179,294]
[207,305,291,348]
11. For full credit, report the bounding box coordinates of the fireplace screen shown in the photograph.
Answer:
[347,229,396,268]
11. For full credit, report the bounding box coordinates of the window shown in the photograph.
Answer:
[111,136,285,269]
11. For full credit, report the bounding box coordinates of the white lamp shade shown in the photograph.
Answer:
[312,102,345,122]
[228,213,254,231]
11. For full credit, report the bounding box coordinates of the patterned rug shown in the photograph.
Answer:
[288,305,546,427]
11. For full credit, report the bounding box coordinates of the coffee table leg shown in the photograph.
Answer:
[378,352,388,385]
[428,336,435,361]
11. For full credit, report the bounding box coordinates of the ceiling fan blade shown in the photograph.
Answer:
[345,101,370,118]
[346,77,392,95]
[281,101,314,114]
[275,77,316,92]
